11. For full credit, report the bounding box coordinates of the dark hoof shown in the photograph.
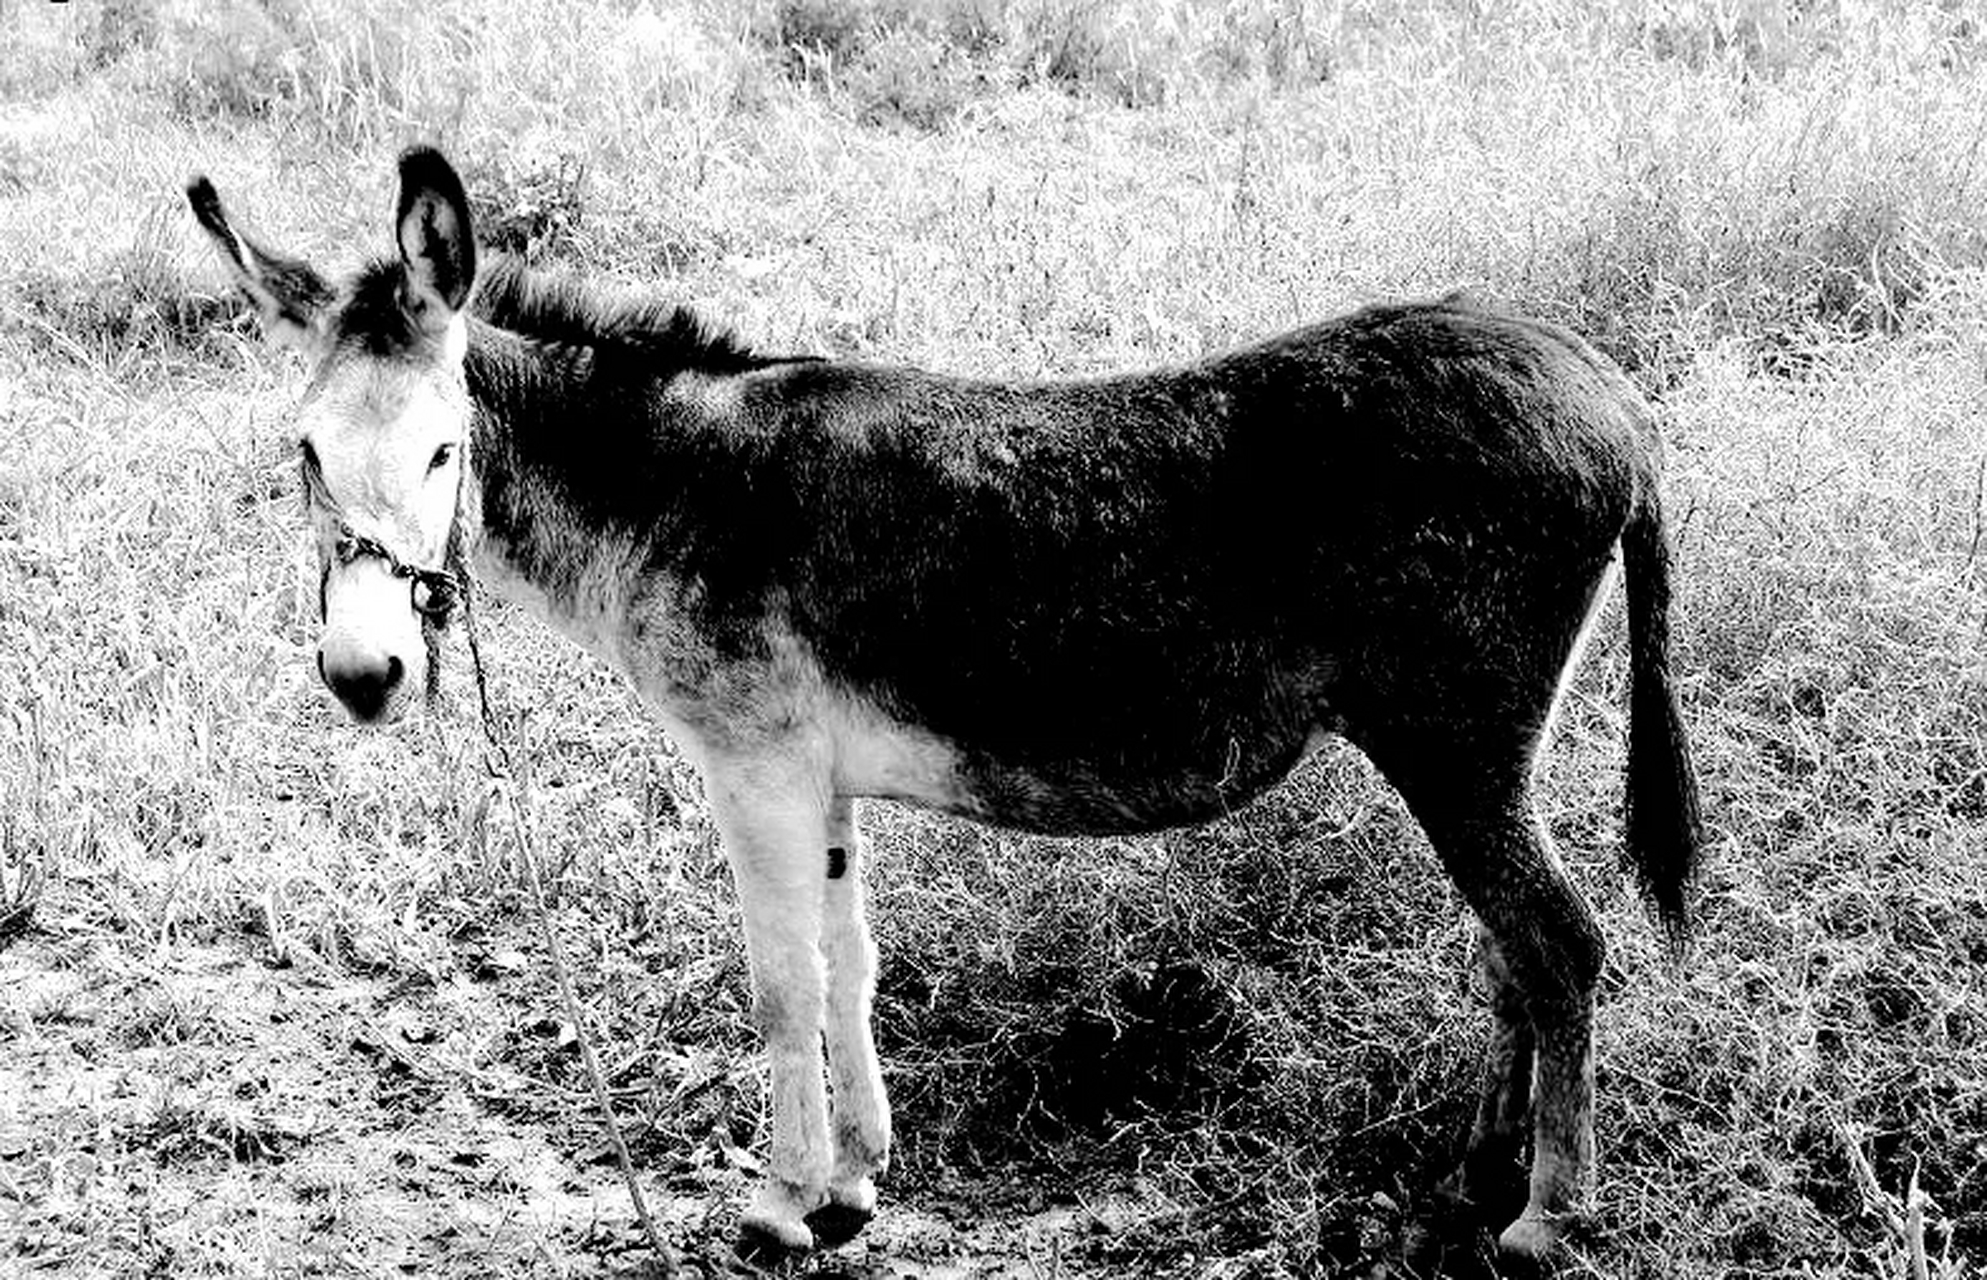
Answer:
[731,1223,809,1271]
[803,1200,874,1249]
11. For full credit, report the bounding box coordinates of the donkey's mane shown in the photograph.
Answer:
[471,255,806,373]
[335,255,808,374]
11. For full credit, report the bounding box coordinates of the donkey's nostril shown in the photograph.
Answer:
[384,655,404,691]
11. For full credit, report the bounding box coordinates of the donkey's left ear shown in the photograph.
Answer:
[394,145,476,334]
[185,175,333,354]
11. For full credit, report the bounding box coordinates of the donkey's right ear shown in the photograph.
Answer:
[392,146,475,334]
[185,175,333,353]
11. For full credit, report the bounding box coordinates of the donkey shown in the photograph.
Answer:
[187,146,1701,1264]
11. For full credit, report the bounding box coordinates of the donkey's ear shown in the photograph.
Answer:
[393,146,476,333]
[185,175,333,352]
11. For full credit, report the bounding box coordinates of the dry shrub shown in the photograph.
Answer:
[464,147,589,264]
[96,0,759,149]
[0,842,40,947]
[1485,29,1987,382]
[1,195,243,374]
[7,260,240,369]
[1547,155,1973,382]
[1004,0,1330,102]
[0,7,85,97]
[843,24,986,129]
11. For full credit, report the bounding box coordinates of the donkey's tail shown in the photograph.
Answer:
[1621,462,1704,950]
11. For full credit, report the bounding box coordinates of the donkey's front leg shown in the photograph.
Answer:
[821,798,890,1218]
[706,759,833,1250]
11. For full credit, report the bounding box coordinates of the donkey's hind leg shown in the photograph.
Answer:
[1377,753,1604,1263]
[1447,923,1535,1216]
[1447,794,1600,1260]
[819,797,891,1223]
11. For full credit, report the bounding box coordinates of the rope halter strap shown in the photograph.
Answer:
[333,526,464,625]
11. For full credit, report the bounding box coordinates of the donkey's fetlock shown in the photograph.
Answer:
[1496,1206,1578,1265]
[827,1172,877,1215]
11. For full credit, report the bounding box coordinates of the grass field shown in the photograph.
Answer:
[2,0,1986,1276]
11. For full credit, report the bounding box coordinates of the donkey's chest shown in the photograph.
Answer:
[481,551,982,806]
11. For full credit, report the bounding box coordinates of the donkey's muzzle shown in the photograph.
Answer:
[318,645,407,723]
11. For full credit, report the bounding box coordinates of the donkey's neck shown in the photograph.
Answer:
[458,322,684,637]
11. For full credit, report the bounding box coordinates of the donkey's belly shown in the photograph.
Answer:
[842,706,1328,837]
[957,729,1323,835]
[828,643,1338,835]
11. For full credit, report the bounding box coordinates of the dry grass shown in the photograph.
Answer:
[2,0,1985,1276]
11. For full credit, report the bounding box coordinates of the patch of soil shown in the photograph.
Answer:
[0,933,1208,1278]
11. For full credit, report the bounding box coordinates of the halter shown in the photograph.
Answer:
[325,521,469,710]
[331,525,464,625]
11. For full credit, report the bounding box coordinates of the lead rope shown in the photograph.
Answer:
[456,578,691,1279]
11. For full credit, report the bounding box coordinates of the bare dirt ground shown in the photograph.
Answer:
[3,931,972,1279]
[1,887,1299,1279]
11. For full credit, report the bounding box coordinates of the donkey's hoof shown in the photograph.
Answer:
[1438,1159,1527,1229]
[804,1198,874,1249]
[734,1217,813,1268]
[1496,1212,1567,1263]
[1398,1190,1482,1279]
[736,1185,817,1263]
[745,1176,827,1239]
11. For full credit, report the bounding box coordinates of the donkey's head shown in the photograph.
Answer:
[189,148,478,725]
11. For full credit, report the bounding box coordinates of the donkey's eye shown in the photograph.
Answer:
[429,443,457,473]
